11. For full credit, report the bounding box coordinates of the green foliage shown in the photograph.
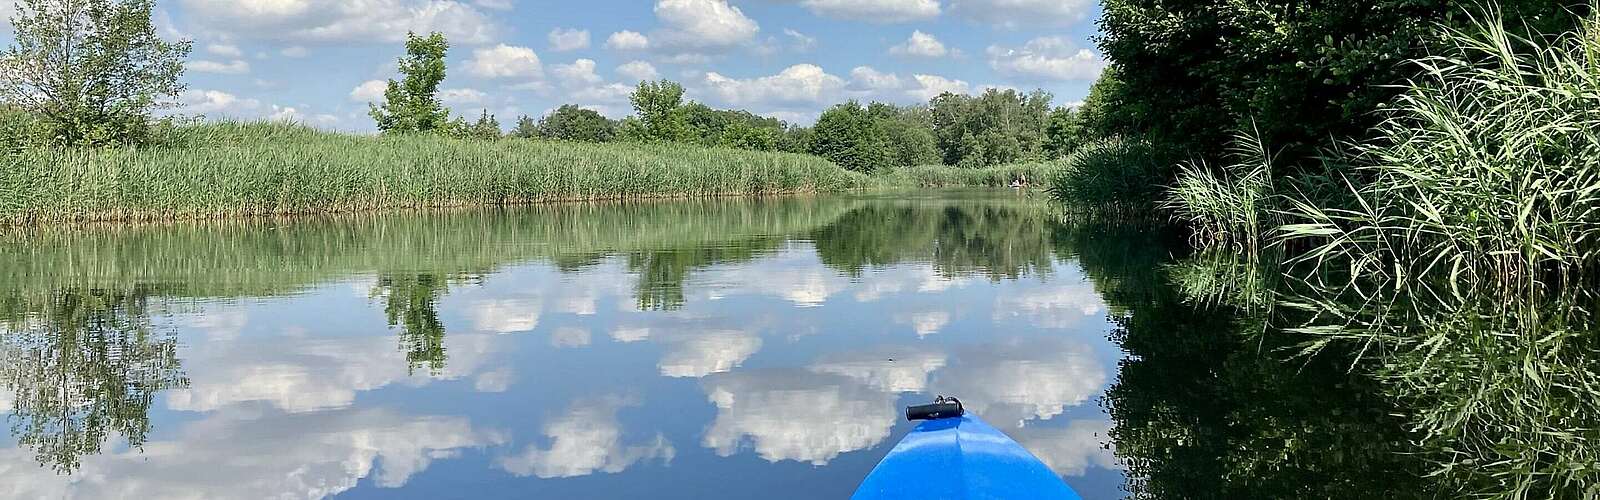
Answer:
[0,0,191,146]
[1046,138,1167,216]
[875,163,1055,189]
[466,109,501,140]
[0,121,869,225]
[810,101,892,173]
[510,115,539,139]
[369,32,451,134]
[1095,0,1584,162]
[1042,107,1085,159]
[1165,129,1277,255]
[626,79,691,142]
[536,105,616,142]
[929,89,1053,167]
[1271,13,1600,497]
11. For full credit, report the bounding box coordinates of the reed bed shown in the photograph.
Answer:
[1275,10,1600,498]
[1164,129,1277,256]
[1045,139,1167,218]
[872,162,1057,189]
[0,121,867,225]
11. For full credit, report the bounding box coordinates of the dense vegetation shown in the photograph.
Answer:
[0,122,864,224]
[1069,0,1600,496]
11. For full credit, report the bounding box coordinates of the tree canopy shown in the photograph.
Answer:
[370,32,451,135]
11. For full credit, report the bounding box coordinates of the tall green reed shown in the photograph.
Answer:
[1164,127,1277,257]
[0,121,868,225]
[1277,7,1600,498]
[1046,138,1167,218]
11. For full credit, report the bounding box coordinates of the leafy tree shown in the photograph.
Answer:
[928,89,1053,167]
[810,101,892,172]
[625,79,690,142]
[718,121,780,151]
[0,0,191,145]
[510,115,539,139]
[467,109,500,140]
[370,32,451,134]
[868,103,940,168]
[1042,107,1083,159]
[1095,0,1584,163]
[537,105,616,142]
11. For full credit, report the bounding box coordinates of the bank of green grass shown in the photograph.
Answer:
[0,121,868,225]
[872,162,1057,188]
[1046,139,1168,217]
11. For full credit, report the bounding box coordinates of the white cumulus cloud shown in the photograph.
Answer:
[889,30,950,57]
[496,397,675,479]
[464,44,543,79]
[605,30,652,51]
[702,370,897,465]
[548,27,591,52]
[703,64,846,108]
[654,0,760,50]
[616,60,660,82]
[987,36,1108,82]
[907,74,970,101]
[349,80,389,102]
[190,59,251,74]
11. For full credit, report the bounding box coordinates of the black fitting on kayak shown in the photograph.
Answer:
[907,395,964,421]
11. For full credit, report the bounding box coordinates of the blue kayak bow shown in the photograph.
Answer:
[851,397,1083,500]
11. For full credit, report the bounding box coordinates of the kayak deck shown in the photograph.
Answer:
[851,414,1082,500]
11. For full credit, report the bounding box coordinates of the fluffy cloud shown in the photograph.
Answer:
[605,30,652,51]
[349,80,389,103]
[653,0,759,50]
[165,332,502,413]
[987,37,1108,81]
[928,338,1108,428]
[464,44,543,79]
[907,74,970,101]
[993,283,1106,329]
[553,59,605,87]
[702,370,897,465]
[950,0,1095,28]
[279,46,309,57]
[178,89,262,115]
[177,0,500,44]
[767,0,940,23]
[548,28,591,52]
[469,299,540,333]
[616,60,660,82]
[190,59,251,74]
[889,30,950,58]
[848,66,903,92]
[1011,420,1121,477]
[703,64,846,108]
[809,345,947,393]
[0,407,505,499]
[496,397,675,478]
[658,329,763,378]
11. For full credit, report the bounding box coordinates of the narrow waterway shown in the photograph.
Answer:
[0,190,1422,499]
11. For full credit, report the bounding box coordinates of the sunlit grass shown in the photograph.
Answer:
[0,121,868,225]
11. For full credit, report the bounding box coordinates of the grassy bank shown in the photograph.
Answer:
[0,122,868,225]
[871,163,1056,188]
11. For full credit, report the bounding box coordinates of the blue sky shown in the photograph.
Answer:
[73,0,1106,131]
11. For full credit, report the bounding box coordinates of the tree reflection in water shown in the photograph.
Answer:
[0,287,187,474]
[371,273,475,375]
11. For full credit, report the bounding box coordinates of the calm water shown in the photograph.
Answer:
[0,190,1417,499]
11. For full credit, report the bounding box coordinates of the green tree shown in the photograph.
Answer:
[466,109,500,140]
[810,101,892,172]
[928,89,1053,167]
[510,115,539,139]
[369,32,451,134]
[1095,0,1584,163]
[0,287,188,474]
[537,105,616,142]
[0,0,191,145]
[371,273,455,375]
[1042,107,1082,159]
[625,79,690,142]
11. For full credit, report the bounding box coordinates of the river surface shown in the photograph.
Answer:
[0,190,1420,499]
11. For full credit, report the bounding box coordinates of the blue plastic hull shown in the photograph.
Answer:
[851,415,1082,500]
